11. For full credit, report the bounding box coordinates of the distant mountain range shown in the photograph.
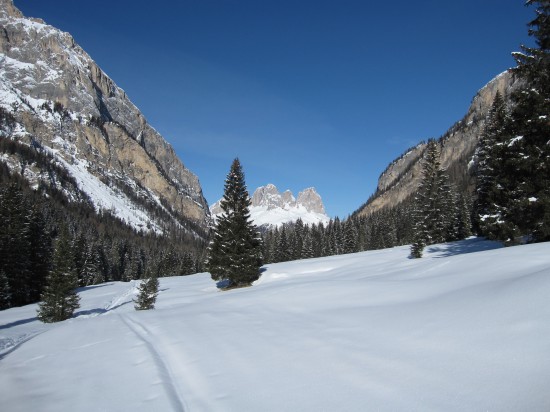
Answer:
[0,0,525,238]
[210,184,330,228]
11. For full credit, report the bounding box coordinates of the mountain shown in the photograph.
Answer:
[210,183,330,227]
[2,239,549,410]
[355,71,520,217]
[0,0,209,235]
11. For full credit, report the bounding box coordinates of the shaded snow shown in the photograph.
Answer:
[1,238,550,411]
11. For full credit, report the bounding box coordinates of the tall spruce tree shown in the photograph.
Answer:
[474,92,508,239]
[506,0,550,241]
[206,158,263,287]
[411,140,452,257]
[474,92,515,240]
[37,225,80,323]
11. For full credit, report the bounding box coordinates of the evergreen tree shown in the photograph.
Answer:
[506,0,550,241]
[275,226,291,262]
[343,219,358,254]
[206,158,263,287]
[134,274,159,310]
[410,237,425,259]
[37,226,80,323]
[474,92,514,239]
[302,231,314,259]
[291,218,305,259]
[0,270,11,310]
[411,140,452,257]
[456,193,473,240]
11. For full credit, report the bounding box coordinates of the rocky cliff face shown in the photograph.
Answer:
[0,0,209,234]
[211,184,329,227]
[356,71,520,216]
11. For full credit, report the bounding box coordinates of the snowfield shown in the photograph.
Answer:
[1,238,549,411]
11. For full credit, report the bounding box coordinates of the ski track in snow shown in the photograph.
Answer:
[0,330,47,361]
[1,238,550,411]
[120,315,188,412]
[0,280,138,358]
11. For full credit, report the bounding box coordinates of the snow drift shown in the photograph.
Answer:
[1,238,549,411]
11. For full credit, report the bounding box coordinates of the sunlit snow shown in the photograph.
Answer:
[1,238,549,411]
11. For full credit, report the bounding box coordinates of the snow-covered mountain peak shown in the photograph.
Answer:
[211,183,329,228]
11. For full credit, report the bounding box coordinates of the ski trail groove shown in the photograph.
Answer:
[104,281,137,312]
[120,315,188,412]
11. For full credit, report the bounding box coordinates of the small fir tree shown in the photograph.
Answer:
[134,274,159,310]
[410,236,425,259]
[37,226,80,323]
[206,158,263,288]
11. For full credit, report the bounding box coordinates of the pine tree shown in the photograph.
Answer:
[275,226,291,262]
[37,226,80,323]
[411,140,452,257]
[343,219,358,254]
[134,274,159,310]
[0,270,11,310]
[506,0,550,241]
[206,158,263,288]
[474,92,514,240]
[410,237,425,259]
[80,243,103,286]
[302,231,314,259]
[291,218,305,259]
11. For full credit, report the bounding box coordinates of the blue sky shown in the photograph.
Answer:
[16,0,533,218]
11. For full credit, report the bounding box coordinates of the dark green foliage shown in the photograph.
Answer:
[410,140,458,257]
[507,1,550,241]
[206,158,263,288]
[410,238,425,259]
[0,135,204,310]
[37,226,80,323]
[134,275,159,310]
[0,183,50,307]
[474,1,550,243]
[473,92,515,240]
[0,270,11,310]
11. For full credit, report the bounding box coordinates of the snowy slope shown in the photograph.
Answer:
[1,238,550,411]
[0,1,209,235]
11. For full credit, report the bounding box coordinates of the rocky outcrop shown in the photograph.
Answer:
[211,184,329,227]
[296,187,326,215]
[0,0,209,233]
[356,71,520,216]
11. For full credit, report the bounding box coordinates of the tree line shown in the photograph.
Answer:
[0,138,205,311]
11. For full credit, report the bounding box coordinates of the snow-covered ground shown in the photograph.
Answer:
[249,203,330,227]
[1,238,549,411]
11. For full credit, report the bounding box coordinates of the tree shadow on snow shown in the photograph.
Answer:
[427,237,504,258]
[216,268,267,290]
[76,283,116,293]
[0,317,37,330]
[74,300,133,318]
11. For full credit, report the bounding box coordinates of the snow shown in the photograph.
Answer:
[45,138,163,234]
[1,238,550,411]
[250,203,330,227]
[508,136,524,147]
